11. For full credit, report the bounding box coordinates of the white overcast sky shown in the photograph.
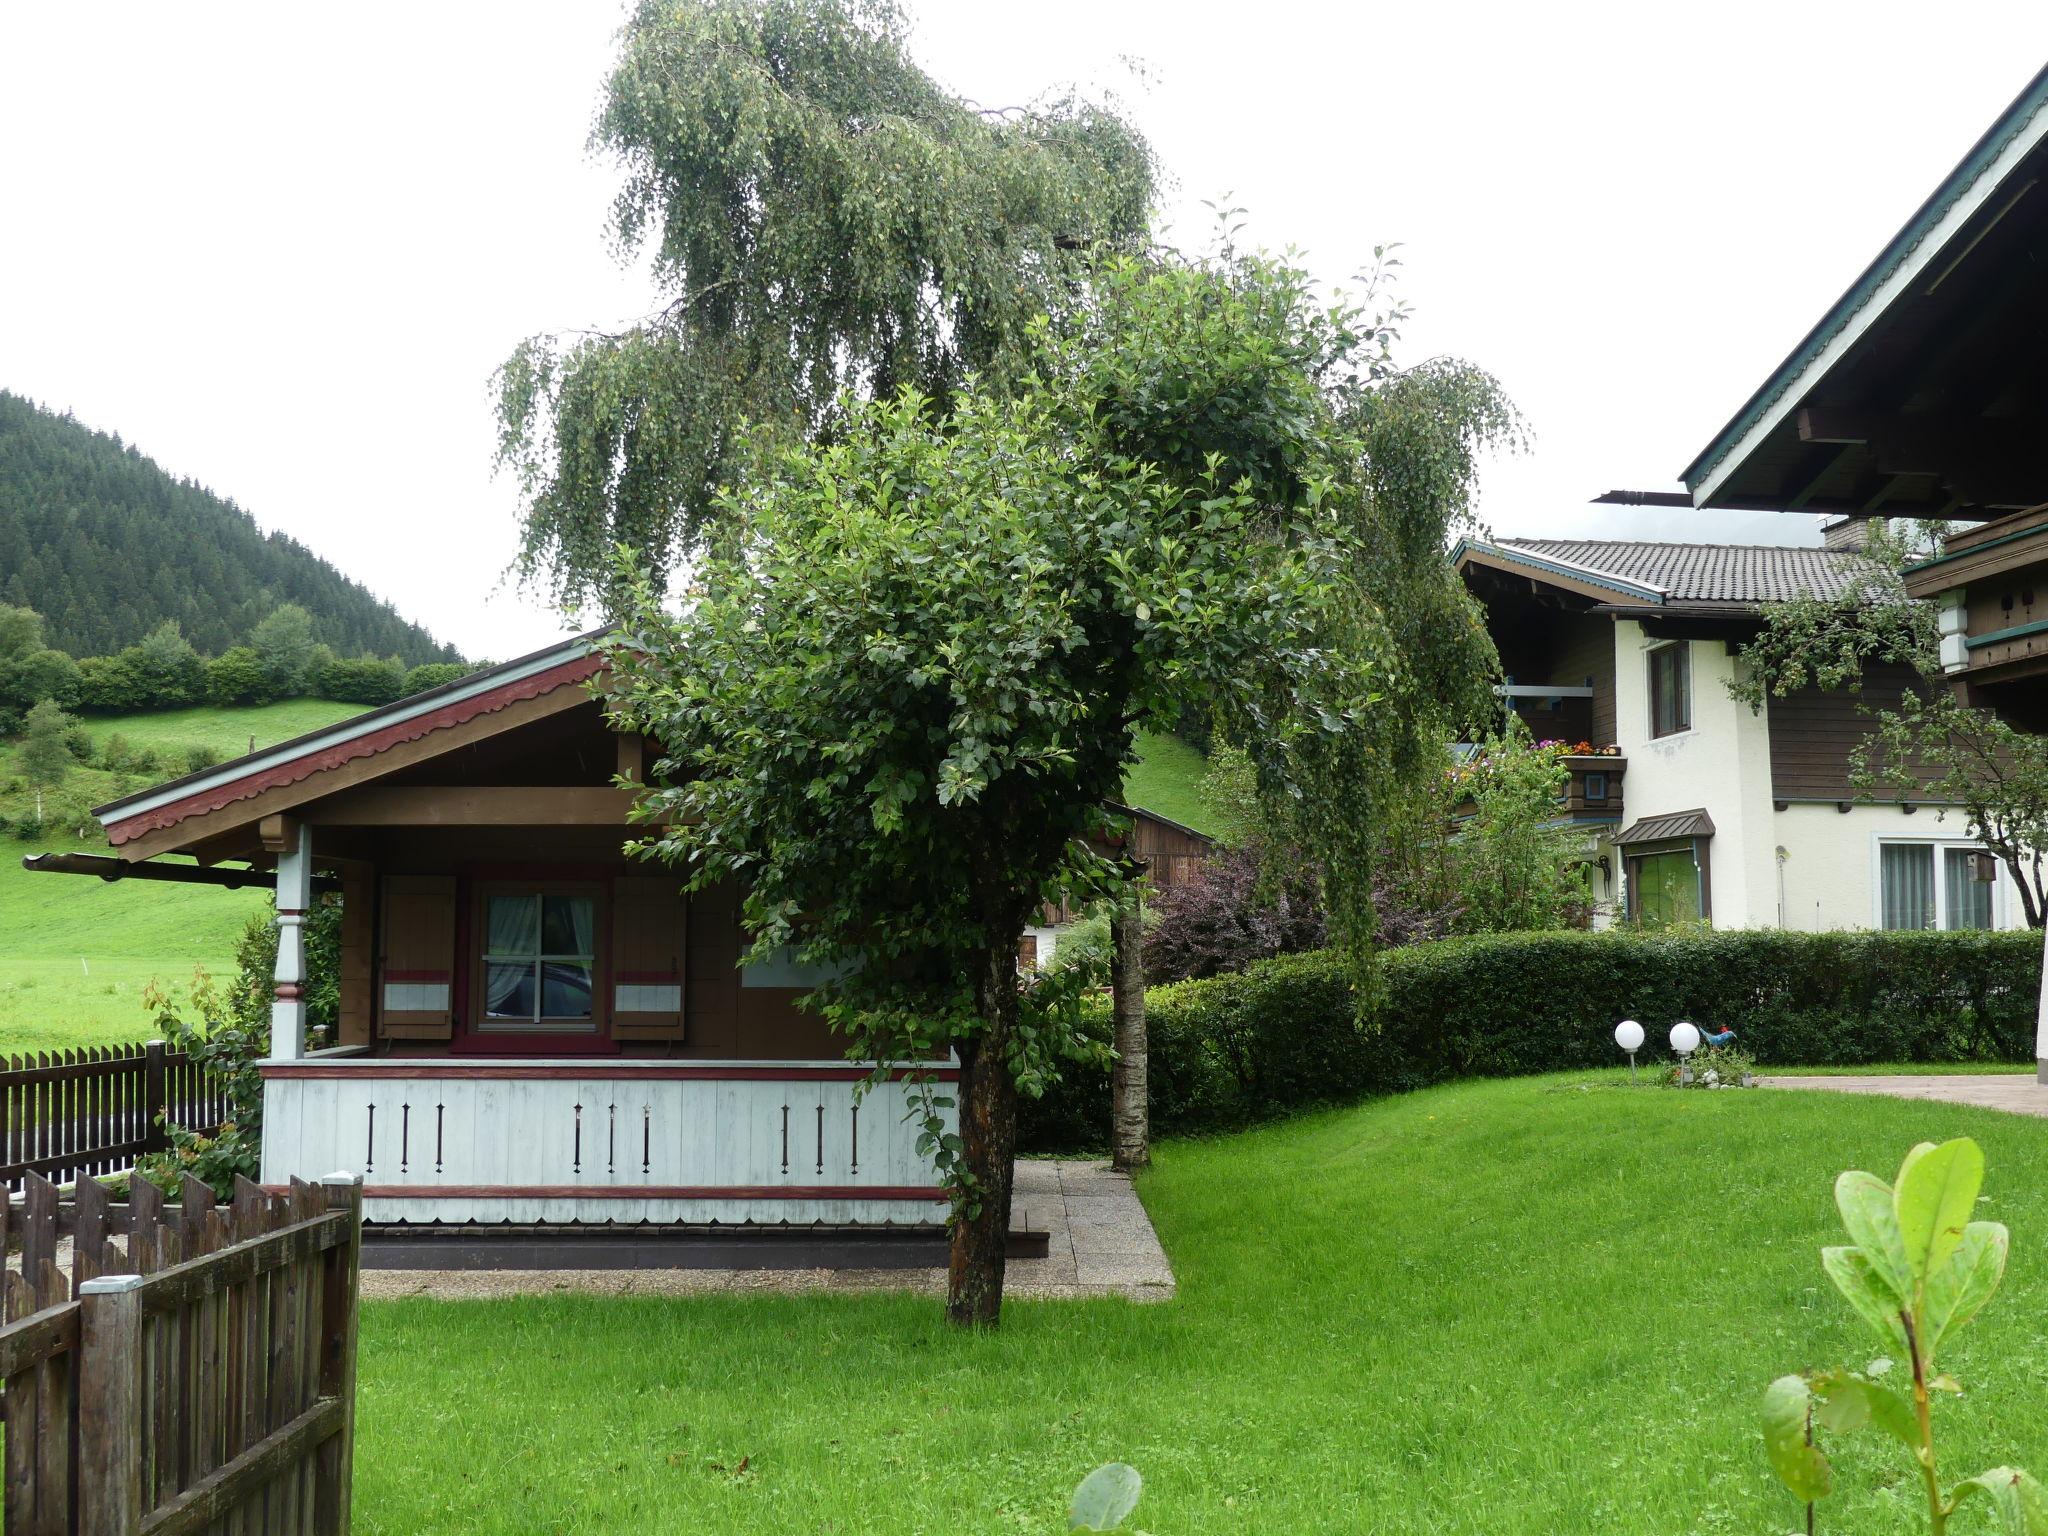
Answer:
[3,4,2046,661]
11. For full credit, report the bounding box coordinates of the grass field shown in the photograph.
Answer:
[0,700,367,1055]
[1122,729,1217,835]
[352,1073,2048,1533]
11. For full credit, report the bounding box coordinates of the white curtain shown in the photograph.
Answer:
[486,896,539,1014]
[1881,845,1935,930]
[1944,849,1994,930]
[555,895,596,958]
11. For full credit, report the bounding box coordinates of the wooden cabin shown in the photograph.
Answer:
[67,634,955,1228]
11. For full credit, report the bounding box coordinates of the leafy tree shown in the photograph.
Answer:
[401,660,471,696]
[0,603,43,660]
[603,245,1498,1325]
[249,603,319,698]
[318,653,407,705]
[19,697,74,827]
[75,651,142,710]
[1730,545,2048,926]
[495,0,1156,607]
[125,619,206,707]
[1,646,80,710]
[205,645,271,706]
[1441,732,1594,933]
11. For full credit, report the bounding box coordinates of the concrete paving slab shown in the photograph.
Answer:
[358,1157,1175,1303]
[1765,1075,2048,1117]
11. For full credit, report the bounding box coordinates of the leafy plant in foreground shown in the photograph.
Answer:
[1069,1463,1143,1532]
[1762,1137,2030,1532]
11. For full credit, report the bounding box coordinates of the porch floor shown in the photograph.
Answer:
[357,1158,1176,1303]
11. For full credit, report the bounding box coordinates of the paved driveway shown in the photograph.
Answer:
[1765,1074,2048,1118]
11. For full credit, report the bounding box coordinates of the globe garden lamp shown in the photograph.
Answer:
[1670,1020,1702,1083]
[1614,1019,1645,1080]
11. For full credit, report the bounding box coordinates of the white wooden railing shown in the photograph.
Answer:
[258,1056,955,1225]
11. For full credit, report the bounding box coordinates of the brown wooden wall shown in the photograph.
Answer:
[336,827,842,1060]
[1552,614,1617,746]
[1766,662,1931,800]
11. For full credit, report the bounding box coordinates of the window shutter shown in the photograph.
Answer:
[612,876,686,1040]
[380,874,456,1039]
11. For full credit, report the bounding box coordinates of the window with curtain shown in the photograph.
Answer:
[1628,845,1702,926]
[1880,844,1935,930]
[483,890,597,1027]
[1880,843,1997,930]
[1944,848,1995,930]
[1649,642,1690,738]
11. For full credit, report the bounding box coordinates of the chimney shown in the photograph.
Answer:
[1821,515,1879,552]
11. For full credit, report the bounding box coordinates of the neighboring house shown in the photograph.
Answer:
[40,633,961,1232]
[1022,805,1213,969]
[1669,64,2048,1068]
[1454,535,2021,934]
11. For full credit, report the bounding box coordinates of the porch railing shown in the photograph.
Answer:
[1,1042,227,1191]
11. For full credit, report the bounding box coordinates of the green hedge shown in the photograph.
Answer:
[1020,928,2044,1151]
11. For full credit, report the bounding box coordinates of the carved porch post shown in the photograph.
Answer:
[266,814,313,1060]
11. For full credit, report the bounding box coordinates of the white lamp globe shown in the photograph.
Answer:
[1614,1020,1644,1052]
[1670,1021,1702,1055]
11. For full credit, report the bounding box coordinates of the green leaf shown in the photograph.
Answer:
[1822,1246,1910,1355]
[1810,1369,1919,1449]
[1835,1169,1911,1303]
[1762,1376,1832,1503]
[1950,1467,2048,1532]
[1070,1463,1143,1531]
[1925,1220,2009,1355]
[1896,1138,1983,1286]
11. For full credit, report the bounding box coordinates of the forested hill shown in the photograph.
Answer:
[0,391,458,663]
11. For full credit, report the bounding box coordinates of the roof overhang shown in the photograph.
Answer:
[1613,808,1715,846]
[96,630,609,859]
[1683,65,2048,518]
[1450,538,1665,606]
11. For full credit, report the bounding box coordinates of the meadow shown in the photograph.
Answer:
[0,699,364,1052]
[352,1071,2048,1534]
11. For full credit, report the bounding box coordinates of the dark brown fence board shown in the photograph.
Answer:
[1,1043,228,1191]
[1,1176,361,1535]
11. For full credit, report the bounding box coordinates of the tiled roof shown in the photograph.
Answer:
[1497,539,1890,606]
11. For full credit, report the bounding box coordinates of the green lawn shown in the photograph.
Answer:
[1122,729,1216,835]
[0,700,366,1056]
[353,1073,2048,1533]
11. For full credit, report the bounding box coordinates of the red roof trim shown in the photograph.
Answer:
[105,654,606,847]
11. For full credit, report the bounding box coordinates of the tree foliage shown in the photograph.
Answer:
[495,0,1157,608]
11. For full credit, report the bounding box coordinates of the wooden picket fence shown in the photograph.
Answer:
[0,1169,362,1534]
[1,1044,228,1192]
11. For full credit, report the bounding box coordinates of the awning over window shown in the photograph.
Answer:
[1613,809,1715,846]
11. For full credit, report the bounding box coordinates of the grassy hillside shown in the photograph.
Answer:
[1123,729,1216,836]
[0,699,368,1054]
[74,698,366,760]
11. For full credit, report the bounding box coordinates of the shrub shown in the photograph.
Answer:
[182,742,223,774]
[1019,927,2044,1150]
[402,661,471,696]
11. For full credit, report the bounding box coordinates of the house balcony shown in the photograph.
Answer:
[1560,752,1625,825]
[259,1050,954,1227]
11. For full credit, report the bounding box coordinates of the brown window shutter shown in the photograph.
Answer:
[612,875,687,1040]
[379,874,456,1039]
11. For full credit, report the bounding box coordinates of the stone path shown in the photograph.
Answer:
[1764,1073,2048,1118]
[359,1158,1175,1303]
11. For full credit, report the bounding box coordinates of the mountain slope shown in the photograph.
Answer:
[0,390,458,662]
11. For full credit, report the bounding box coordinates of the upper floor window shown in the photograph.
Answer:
[1649,642,1690,738]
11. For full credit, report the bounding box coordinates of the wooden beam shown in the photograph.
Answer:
[303,785,644,827]
[110,683,601,862]
[259,813,300,855]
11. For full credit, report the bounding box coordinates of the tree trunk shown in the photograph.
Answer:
[1110,893,1149,1172]
[946,935,1021,1329]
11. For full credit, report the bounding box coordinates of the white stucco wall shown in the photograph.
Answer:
[1611,621,1778,927]
[1773,803,2026,932]
[1609,618,2027,932]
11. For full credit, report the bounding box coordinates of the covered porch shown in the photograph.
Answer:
[63,635,957,1228]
